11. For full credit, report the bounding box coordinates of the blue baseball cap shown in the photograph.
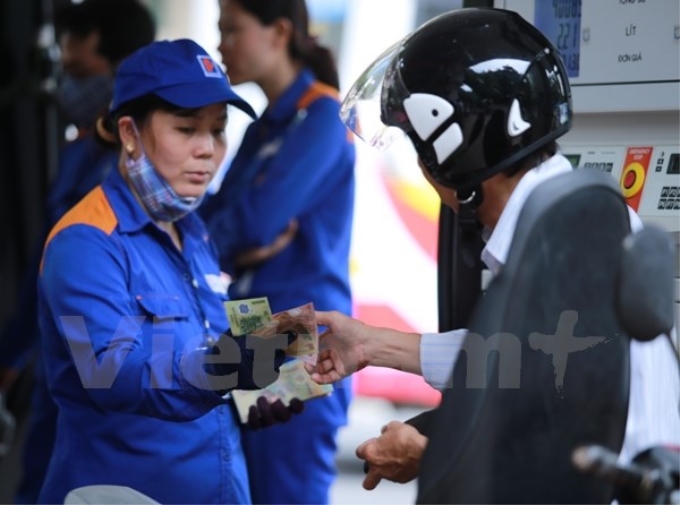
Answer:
[109,39,256,118]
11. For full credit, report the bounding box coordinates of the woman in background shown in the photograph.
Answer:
[201,0,356,503]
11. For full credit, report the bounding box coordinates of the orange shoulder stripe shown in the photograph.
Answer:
[296,81,339,110]
[41,186,118,272]
[296,82,354,144]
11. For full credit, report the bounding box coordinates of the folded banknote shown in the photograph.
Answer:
[231,360,333,424]
[224,297,272,336]
[250,302,318,365]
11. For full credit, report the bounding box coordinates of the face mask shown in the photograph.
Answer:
[55,73,114,130]
[125,135,204,223]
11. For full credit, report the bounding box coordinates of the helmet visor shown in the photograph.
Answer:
[340,41,408,151]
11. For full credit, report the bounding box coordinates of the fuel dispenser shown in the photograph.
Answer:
[496,0,680,348]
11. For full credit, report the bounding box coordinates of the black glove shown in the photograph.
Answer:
[246,396,305,430]
[203,330,298,394]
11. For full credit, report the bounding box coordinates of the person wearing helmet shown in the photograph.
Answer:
[308,6,680,496]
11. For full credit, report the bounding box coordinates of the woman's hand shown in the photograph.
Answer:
[235,219,298,268]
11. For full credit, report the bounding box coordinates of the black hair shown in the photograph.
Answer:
[502,140,559,178]
[55,0,156,65]
[230,0,339,89]
[95,94,229,148]
[95,94,183,147]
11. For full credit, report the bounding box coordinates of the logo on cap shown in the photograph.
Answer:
[197,55,222,78]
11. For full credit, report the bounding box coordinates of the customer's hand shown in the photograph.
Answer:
[357,421,427,490]
[307,311,373,384]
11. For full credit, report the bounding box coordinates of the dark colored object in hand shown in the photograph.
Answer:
[247,397,305,429]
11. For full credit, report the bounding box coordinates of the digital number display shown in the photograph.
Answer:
[583,161,614,173]
[534,0,582,78]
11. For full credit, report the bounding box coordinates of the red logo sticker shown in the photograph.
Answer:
[197,55,221,78]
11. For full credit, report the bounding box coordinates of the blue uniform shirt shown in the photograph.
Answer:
[200,69,355,504]
[38,167,250,504]
[0,136,119,504]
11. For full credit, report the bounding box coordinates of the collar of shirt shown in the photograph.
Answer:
[261,68,316,125]
[102,164,205,238]
[481,153,574,276]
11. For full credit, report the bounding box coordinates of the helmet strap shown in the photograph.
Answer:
[454,185,484,228]
[456,185,484,208]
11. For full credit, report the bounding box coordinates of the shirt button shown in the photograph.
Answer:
[191,279,199,288]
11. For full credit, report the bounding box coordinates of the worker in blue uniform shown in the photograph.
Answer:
[0,1,155,502]
[199,1,356,503]
[37,38,298,504]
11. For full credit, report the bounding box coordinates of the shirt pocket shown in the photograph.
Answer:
[135,293,191,334]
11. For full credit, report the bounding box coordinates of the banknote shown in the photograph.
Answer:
[231,360,333,424]
[251,302,318,364]
[224,297,272,336]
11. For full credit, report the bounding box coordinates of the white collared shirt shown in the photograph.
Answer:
[420,153,680,463]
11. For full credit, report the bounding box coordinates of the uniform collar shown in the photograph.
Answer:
[102,164,205,236]
[262,69,315,125]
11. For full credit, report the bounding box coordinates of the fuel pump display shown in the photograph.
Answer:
[563,145,680,220]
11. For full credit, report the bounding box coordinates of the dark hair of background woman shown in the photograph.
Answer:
[233,0,339,89]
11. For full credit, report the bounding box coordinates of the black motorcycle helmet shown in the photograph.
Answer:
[341,8,572,200]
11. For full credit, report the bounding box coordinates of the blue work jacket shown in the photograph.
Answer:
[37,167,250,504]
[200,68,355,428]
